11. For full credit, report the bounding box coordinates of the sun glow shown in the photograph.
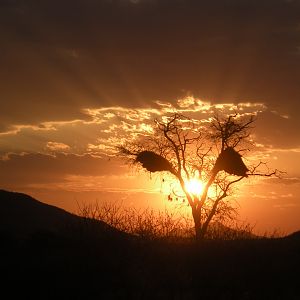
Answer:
[185,178,205,196]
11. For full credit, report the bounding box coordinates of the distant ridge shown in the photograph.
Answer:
[285,230,300,240]
[0,189,125,239]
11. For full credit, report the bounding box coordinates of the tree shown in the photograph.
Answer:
[119,113,280,240]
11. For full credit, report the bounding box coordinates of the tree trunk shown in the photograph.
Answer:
[195,225,203,240]
[192,207,205,240]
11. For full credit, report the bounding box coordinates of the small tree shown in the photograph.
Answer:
[119,113,279,240]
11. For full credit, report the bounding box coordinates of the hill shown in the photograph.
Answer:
[0,189,126,240]
[0,189,300,299]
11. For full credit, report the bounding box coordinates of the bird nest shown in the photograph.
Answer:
[214,147,249,177]
[135,151,175,174]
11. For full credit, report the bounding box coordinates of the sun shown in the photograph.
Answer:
[185,178,205,196]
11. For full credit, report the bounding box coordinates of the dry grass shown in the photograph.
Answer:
[76,201,265,240]
[77,201,194,239]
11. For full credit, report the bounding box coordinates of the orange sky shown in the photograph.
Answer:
[0,0,300,234]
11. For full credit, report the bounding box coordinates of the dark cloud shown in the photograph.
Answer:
[255,111,300,148]
[0,153,125,188]
[1,0,300,129]
[266,177,300,185]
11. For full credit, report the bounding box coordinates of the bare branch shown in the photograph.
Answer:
[248,161,284,178]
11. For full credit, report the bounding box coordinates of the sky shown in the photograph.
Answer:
[1,0,300,234]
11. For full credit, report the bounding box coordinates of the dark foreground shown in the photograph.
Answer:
[1,190,300,299]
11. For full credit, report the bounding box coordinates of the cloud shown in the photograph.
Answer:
[0,151,166,198]
[1,96,298,162]
[265,177,300,185]
[254,111,300,149]
[56,47,81,60]
[273,203,300,210]
[0,152,126,189]
[46,142,71,152]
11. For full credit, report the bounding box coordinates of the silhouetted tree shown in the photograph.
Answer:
[119,113,280,240]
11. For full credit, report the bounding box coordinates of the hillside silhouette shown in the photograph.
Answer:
[0,189,126,240]
[1,189,300,299]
